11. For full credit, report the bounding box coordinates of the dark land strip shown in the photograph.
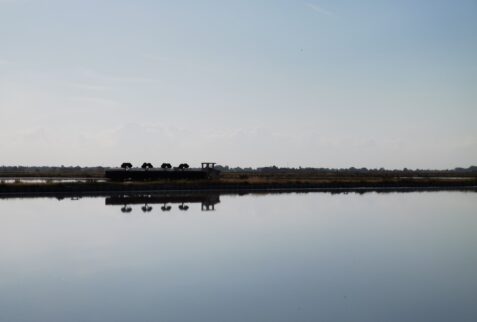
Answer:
[1,177,476,197]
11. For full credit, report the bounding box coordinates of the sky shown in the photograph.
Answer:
[0,0,476,169]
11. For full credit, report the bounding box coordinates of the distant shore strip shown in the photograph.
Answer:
[1,178,476,196]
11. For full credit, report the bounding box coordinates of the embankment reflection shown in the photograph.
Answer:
[1,187,475,214]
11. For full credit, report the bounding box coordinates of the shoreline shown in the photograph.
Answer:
[1,179,476,197]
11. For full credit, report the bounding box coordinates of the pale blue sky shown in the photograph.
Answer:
[0,0,476,168]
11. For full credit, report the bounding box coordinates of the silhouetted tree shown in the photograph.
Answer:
[121,163,132,170]
[178,163,189,170]
[141,162,153,171]
[161,163,172,170]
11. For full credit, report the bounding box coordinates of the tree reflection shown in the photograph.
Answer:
[121,205,132,213]
[178,203,189,211]
[161,204,172,211]
[141,204,153,212]
[105,193,220,214]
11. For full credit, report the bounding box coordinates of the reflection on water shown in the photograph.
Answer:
[105,193,220,213]
[3,187,475,214]
[0,190,476,322]
[0,177,106,184]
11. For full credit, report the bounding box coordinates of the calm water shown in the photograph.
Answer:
[0,191,476,322]
[0,177,106,184]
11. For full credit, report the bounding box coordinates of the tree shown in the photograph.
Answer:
[121,162,132,170]
[161,163,172,170]
[141,162,153,171]
[178,163,189,170]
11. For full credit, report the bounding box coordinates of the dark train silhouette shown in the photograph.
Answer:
[105,162,220,181]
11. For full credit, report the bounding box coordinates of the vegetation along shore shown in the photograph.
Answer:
[1,164,476,195]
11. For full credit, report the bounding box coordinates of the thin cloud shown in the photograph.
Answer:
[305,2,334,16]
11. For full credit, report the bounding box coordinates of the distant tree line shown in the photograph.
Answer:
[0,166,106,178]
[215,165,477,176]
[0,165,476,178]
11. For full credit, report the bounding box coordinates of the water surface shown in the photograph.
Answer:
[0,191,476,322]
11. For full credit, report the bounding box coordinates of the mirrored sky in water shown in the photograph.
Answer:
[0,191,476,322]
